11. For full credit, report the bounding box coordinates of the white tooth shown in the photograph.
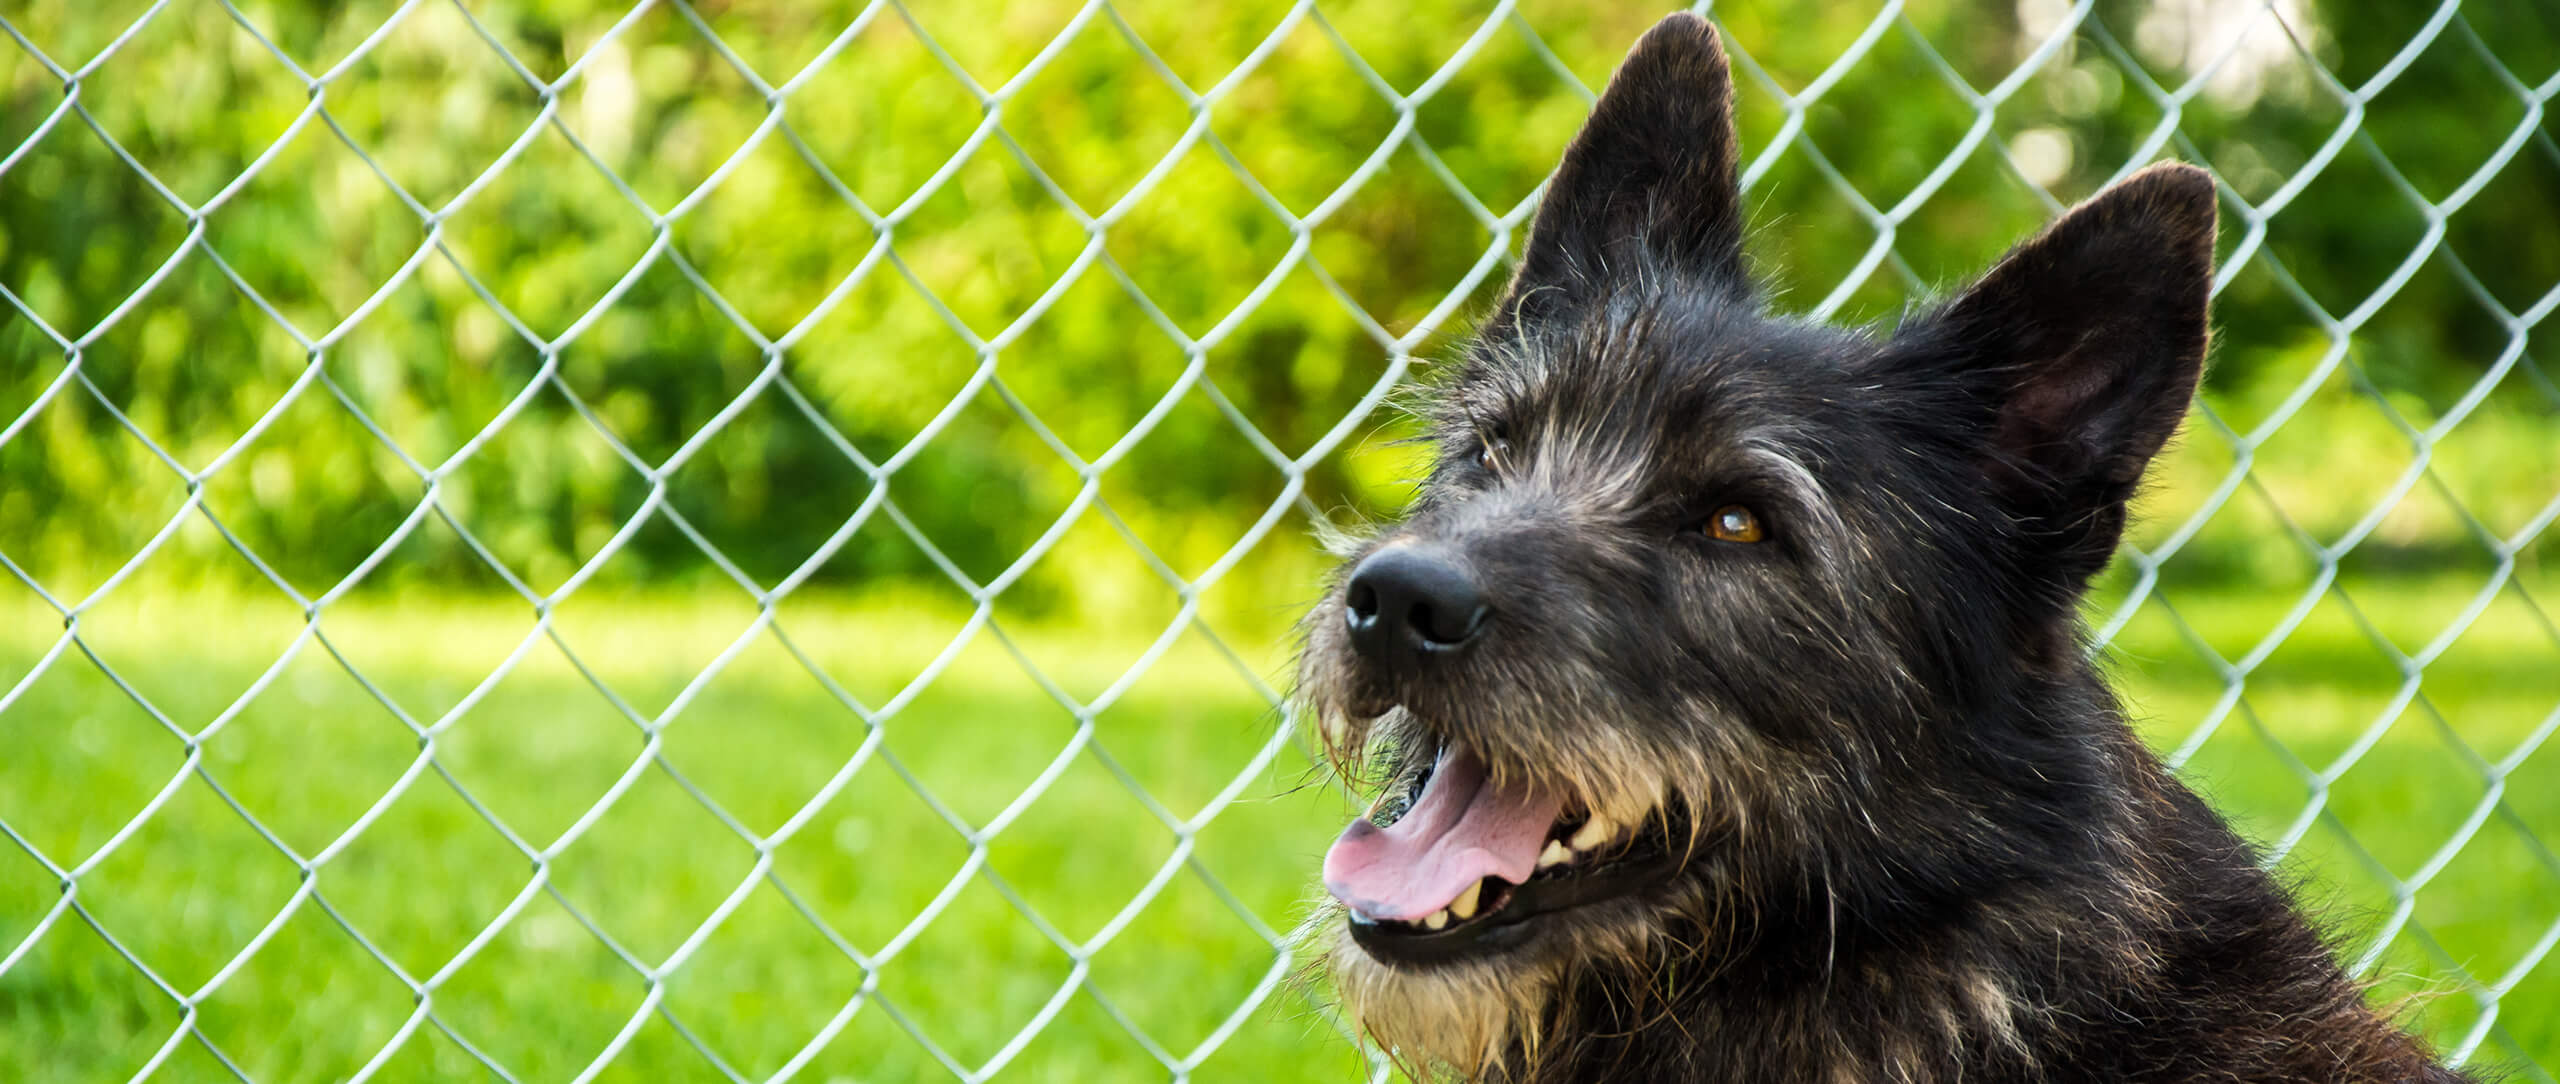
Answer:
[1570,813,1617,852]
[1450,881,1482,920]
[1423,909,1450,930]
[1537,840,1572,869]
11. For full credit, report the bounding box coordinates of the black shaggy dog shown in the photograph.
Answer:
[1293,13,2470,1084]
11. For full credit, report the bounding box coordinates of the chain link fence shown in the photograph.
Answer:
[0,0,2554,1080]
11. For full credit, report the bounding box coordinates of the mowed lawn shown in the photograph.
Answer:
[0,575,2554,1082]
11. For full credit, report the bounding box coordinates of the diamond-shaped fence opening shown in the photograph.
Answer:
[0,1,2554,1080]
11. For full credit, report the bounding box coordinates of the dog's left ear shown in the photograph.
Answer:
[1500,13,1747,323]
[1933,162,2217,579]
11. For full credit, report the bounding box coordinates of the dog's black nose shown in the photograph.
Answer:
[1343,545,1489,667]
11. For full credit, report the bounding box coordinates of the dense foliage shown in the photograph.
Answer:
[2,0,2553,626]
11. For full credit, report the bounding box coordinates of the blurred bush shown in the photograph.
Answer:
[1,0,2553,628]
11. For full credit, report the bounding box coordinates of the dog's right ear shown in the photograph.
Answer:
[1499,13,1747,322]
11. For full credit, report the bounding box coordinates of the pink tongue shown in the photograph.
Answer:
[1323,743,1564,922]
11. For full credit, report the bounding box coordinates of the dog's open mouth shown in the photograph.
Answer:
[1324,739,1683,965]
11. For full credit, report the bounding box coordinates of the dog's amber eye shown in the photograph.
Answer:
[1705,505,1763,543]
[1476,438,1509,474]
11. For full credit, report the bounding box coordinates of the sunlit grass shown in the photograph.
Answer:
[0,572,2553,1081]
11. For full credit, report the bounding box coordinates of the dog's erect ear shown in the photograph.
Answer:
[1936,162,2217,577]
[1501,13,1746,319]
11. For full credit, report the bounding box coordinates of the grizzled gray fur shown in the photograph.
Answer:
[1293,13,2473,1084]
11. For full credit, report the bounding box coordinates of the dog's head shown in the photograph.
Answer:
[1295,13,2216,1077]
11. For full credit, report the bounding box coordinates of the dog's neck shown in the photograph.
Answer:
[1491,684,2453,1084]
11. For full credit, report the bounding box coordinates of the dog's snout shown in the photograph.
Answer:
[1343,546,1489,668]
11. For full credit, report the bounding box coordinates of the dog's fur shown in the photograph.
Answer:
[1293,15,2471,1083]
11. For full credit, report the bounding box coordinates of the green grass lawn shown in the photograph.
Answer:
[1,573,2554,1082]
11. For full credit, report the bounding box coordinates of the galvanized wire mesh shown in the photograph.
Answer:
[0,0,2554,1081]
